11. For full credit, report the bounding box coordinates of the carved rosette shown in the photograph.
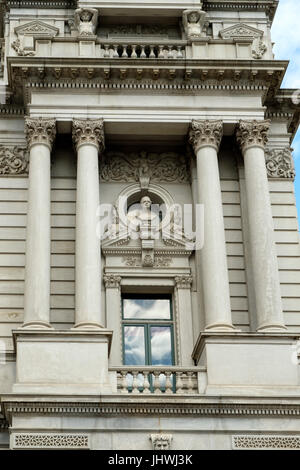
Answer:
[175,275,193,289]
[189,120,223,152]
[0,146,29,175]
[236,120,270,153]
[72,119,105,152]
[25,117,56,151]
[103,274,121,289]
[265,148,295,179]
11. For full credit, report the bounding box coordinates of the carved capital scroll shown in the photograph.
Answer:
[236,119,270,153]
[72,119,105,152]
[25,117,56,151]
[189,120,223,152]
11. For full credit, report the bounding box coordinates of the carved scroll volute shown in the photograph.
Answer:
[72,119,105,153]
[25,117,56,151]
[236,120,271,153]
[188,120,223,153]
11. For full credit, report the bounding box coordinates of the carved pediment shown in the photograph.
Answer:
[219,23,264,40]
[15,21,59,38]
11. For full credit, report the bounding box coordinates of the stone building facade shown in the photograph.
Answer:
[0,0,300,450]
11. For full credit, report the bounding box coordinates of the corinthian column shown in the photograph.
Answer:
[236,120,286,331]
[189,120,235,331]
[72,119,105,329]
[23,117,56,328]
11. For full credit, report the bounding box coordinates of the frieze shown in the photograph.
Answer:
[265,148,295,179]
[13,433,89,449]
[100,151,190,186]
[0,146,29,175]
[122,256,172,268]
[232,435,300,450]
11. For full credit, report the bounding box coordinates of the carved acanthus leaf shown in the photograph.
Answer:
[103,274,122,288]
[0,146,29,175]
[236,120,270,152]
[189,120,223,152]
[25,117,56,150]
[265,148,295,179]
[72,119,105,152]
[100,151,189,185]
[175,275,193,289]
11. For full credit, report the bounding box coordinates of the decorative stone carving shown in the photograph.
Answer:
[150,434,173,450]
[25,117,56,150]
[265,147,295,179]
[15,20,59,38]
[72,119,105,152]
[11,39,35,56]
[189,120,223,152]
[74,8,98,36]
[100,151,189,186]
[103,274,121,289]
[232,435,300,450]
[182,10,206,39]
[236,120,270,152]
[219,23,263,40]
[252,40,267,59]
[0,146,29,175]
[13,433,89,449]
[122,256,172,268]
[175,275,193,289]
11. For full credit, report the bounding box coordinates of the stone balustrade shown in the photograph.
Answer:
[111,366,204,394]
[100,42,186,59]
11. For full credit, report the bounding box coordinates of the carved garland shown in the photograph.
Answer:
[0,146,29,175]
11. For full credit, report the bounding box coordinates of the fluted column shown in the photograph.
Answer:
[23,117,56,328]
[236,120,286,331]
[189,120,235,331]
[72,119,105,329]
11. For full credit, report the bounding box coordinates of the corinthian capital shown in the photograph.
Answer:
[72,119,105,152]
[103,274,121,289]
[25,117,56,150]
[236,120,270,153]
[189,120,223,153]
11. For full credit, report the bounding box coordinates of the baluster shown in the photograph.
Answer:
[165,371,173,394]
[112,45,119,58]
[153,370,162,394]
[149,45,156,58]
[187,372,194,394]
[132,371,139,394]
[131,45,137,59]
[103,44,110,58]
[140,45,146,58]
[120,371,128,394]
[158,45,164,58]
[177,46,183,59]
[143,370,151,394]
[176,371,184,394]
[167,46,174,59]
[122,45,128,58]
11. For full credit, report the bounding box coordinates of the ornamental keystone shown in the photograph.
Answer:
[189,120,223,152]
[72,119,105,152]
[25,117,56,150]
[236,119,270,152]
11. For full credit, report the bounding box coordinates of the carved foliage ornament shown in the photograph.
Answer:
[189,120,223,152]
[265,148,295,179]
[12,39,35,56]
[123,256,172,268]
[72,119,105,152]
[13,433,89,449]
[175,275,193,289]
[236,120,270,152]
[0,146,29,175]
[25,117,56,150]
[100,151,189,186]
[103,274,121,289]
[233,435,300,450]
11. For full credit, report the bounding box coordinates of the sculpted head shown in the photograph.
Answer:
[81,10,93,22]
[140,196,152,210]
[188,11,200,23]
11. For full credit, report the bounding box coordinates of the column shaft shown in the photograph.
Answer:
[237,120,285,331]
[189,120,235,331]
[72,119,105,329]
[23,118,56,328]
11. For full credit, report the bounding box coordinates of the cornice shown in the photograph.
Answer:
[5,0,76,8]
[203,0,278,23]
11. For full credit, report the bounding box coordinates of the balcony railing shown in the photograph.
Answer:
[111,366,205,395]
[100,41,187,59]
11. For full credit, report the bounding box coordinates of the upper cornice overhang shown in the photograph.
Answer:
[7,56,288,106]
[4,0,76,8]
[203,0,279,23]
[266,89,300,142]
